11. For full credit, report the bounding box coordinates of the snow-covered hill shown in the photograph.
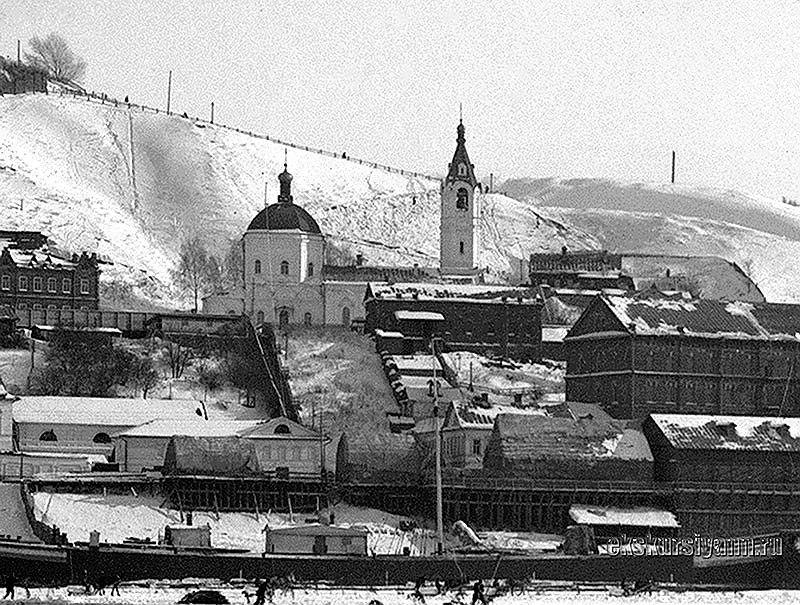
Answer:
[0,94,596,308]
[503,178,800,302]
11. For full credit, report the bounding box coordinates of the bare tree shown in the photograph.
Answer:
[173,237,222,312]
[24,33,87,83]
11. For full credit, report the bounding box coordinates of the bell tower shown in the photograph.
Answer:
[440,113,479,277]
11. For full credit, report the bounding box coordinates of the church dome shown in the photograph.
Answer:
[246,203,322,234]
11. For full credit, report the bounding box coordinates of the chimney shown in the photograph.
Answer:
[355,253,363,267]
[561,245,568,256]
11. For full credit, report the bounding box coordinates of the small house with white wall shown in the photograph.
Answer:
[264,524,368,555]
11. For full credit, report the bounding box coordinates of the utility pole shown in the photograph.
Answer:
[17,40,20,63]
[166,70,172,114]
[210,101,214,124]
[432,337,444,555]
[489,173,493,193]
[671,151,676,184]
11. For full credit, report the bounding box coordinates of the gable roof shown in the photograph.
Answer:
[442,401,545,431]
[649,414,800,452]
[569,294,800,342]
[485,404,652,464]
[13,397,223,427]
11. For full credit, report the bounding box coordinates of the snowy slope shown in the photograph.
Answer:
[0,94,596,308]
[503,178,800,303]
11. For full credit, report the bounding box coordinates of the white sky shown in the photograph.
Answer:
[3,0,800,200]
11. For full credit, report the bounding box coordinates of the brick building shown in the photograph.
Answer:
[0,247,99,311]
[643,413,800,484]
[364,282,542,361]
[565,293,800,418]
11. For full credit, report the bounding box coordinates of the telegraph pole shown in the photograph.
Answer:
[432,337,444,555]
[166,70,172,114]
[210,101,214,124]
[671,151,676,184]
[17,40,20,63]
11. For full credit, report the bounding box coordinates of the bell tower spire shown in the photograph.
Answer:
[440,111,479,277]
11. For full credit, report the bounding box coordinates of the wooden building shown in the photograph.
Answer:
[364,282,542,361]
[565,294,800,418]
[481,402,653,482]
[117,417,323,475]
[264,524,368,555]
[529,249,631,290]
[145,313,247,340]
[0,247,99,311]
[644,413,800,484]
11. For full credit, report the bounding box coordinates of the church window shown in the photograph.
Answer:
[456,187,469,210]
[254,260,261,274]
[256,310,265,324]
[62,278,71,293]
[458,163,466,176]
[39,430,57,442]
[279,309,290,328]
[92,432,111,444]
[280,261,289,275]
[0,276,8,290]
[304,312,312,326]
[274,424,291,435]
[47,278,56,292]
[342,306,350,326]
[18,276,28,291]
[80,279,90,294]
[472,439,482,456]
[459,241,465,255]
[307,262,314,277]
[32,277,42,292]
[17,303,26,310]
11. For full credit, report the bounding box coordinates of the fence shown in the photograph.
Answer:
[52,88,442,182]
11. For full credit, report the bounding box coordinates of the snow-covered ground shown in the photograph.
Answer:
[444,351,565,396]
[31,492,443,556]
[10,584,800,604]
[0,94,597,308]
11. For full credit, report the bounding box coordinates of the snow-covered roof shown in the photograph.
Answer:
[13,397,222,427]
[367,282,536,302]
[116,419,267,438]
[374,329,403,338]
[445,402,545,430]
[569,505,680,528]
[585,295,800,342]
[394,310,445,322]
[542,326,569,342]
[392,354,442,372]
[118,417,320,440]
[6,249,77,269]
[650,413,800,452]
[266,524,368,537]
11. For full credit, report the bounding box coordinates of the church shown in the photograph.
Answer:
[203,119,484,326]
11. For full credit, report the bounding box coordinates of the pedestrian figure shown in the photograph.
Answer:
[21,578,30,599]
[111,575,121,596]
[3,575,14,600]
[253,579,267,605]
[471,579,487,605]
[411,576,426,603]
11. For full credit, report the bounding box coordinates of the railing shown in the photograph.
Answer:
[49,89,442,182]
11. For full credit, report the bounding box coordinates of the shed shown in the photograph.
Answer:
[163,436,262,476]
[482,403,653,481]
[163,524,212,548]
[569,505,679,539]
[264,524,368,555]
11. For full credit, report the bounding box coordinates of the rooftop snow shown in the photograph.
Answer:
[13,397,233,427]
[368,282,536,302]
[650,413,800,452]
[598,295,800,341]
[393,310,445,322]
[569,505,679,528]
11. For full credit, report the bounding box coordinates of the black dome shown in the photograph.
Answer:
[247,203,322,234]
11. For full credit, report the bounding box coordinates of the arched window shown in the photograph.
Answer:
[307,262,314,277]
[256,310,265,324]
[304,312,312,326]
[459,241,465,255]
[254,259,261,274]
[279,309,290,328]
[274,424,291,435]
[341,306,350,326]
[458,163,466,176]
[456,187,469,210]
[39,430,57,442]
[280,261,289,275]
[93,432,111,444]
